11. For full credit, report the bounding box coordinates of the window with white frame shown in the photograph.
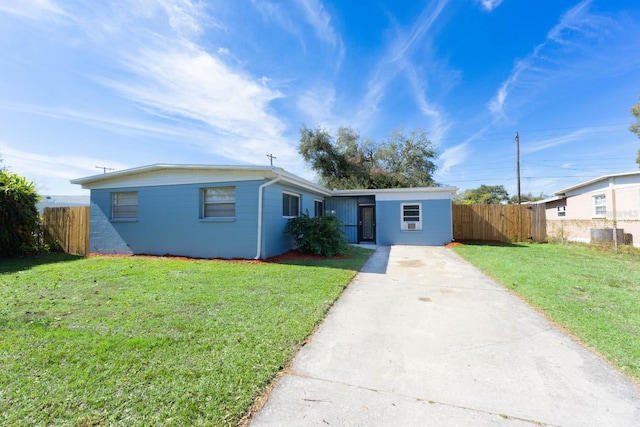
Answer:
[203,187,236,218]
[557,206,566,217]
[593,194,606,218]
[112,191,138,219]
[282,192,300,217]
[401,203,422,231]
[314,199,324,217]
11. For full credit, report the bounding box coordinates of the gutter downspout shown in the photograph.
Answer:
[255,175,283,260]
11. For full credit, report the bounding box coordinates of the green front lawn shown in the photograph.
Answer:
[0,247,373,426]
[452,242,640,381]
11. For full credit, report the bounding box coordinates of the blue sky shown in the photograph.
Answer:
[1,0,639,197]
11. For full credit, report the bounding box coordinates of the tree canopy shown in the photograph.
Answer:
[455,185,547,205]
[508,192,547,204]
[298,126,439,189]
[630,96,640,166]
[454,185,509,205]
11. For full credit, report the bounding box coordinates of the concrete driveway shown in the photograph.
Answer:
[250,246,640,426]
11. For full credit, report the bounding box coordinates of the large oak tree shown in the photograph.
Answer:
[298,126,439,189]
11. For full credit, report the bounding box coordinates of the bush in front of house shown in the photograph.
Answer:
[0,171,40,257]
[285,213,349,257]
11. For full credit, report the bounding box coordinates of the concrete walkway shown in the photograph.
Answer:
[250,246,640,426]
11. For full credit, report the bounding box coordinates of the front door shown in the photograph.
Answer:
[358,205,376,243]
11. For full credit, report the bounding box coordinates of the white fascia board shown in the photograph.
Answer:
[333,187,457,200]
[376,191,455,201]
[555,171,640,196]
[534,195,564,204]
[71,163,333,194]
[71,164,280,190]
[275,171,332,196]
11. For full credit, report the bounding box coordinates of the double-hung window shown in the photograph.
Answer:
[593,194,606,218]
[283,192,300,217]
[112,191,138,220]
[314,199,324,217]
[203,187,236,219]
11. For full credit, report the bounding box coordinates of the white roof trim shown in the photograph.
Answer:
[555,171,640,196]
[71,164,279,186]
[71,164,332,195]
[332,186,457,196]
[534,195,564,204]
[71,164,454,197]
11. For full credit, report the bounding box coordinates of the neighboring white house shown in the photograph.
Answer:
[539,171,640,246]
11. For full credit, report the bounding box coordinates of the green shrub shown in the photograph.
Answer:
[0,171,40,257]
[285,213,349,257]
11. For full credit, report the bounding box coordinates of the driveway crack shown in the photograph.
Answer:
[287,371,559,426]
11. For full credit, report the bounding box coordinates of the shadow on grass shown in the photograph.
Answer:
[0,253,85,274]
[455,240,531,248]
[266,246,375,271]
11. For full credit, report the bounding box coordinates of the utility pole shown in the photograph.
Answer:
[96,165,114,174]
[515,132,521,204]
[266,154,276,166]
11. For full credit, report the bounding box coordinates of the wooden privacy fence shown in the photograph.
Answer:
[42,206,90,255]
[453,204,546,243]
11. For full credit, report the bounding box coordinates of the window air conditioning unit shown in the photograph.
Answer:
[402,221,422,231]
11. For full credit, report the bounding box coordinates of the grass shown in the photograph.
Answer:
[0,247,373,426]
[452,242,640,381]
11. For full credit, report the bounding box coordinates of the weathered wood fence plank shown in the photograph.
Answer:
[42,206,90,255]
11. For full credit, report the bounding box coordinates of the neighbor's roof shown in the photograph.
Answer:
[554,170,640,196]
[71,164,332,195]
[533,195,564,204]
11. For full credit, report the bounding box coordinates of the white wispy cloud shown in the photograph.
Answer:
[109,41,284,134]
[296,87,338,129]
[357,0,451,141]
[385,0,449,64]
[102,38,300,164]
[0,0,71,21]
[0,102,225,144]
[294,0,344,58]
[0,142,130,194]
[523,127,596,154]
[488,0,600,120]
[6,0,301,168]
[436,126,491,175]
[403,61,449,143]
[478,0,503,12]
[438,142,470,175]
[103,2,302,166]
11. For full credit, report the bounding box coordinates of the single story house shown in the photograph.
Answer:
[539,171,640,246]
[71,164,456,259]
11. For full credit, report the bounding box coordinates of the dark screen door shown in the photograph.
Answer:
[358,205,375,243]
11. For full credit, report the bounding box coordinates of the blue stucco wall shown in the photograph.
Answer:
[90,179,329,259]
[260,183,327,258]
[90,180,261,259]
[376,199,452,246]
